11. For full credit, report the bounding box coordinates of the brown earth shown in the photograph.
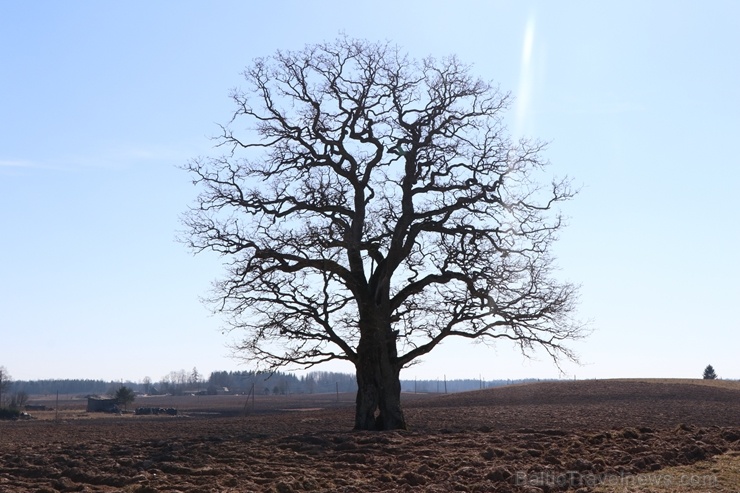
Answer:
[2,379,740,492]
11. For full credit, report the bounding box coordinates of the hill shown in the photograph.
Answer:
[419,378,740,406]
[404,378,740,432]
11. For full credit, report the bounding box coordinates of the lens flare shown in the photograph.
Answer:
[515,14,536,138]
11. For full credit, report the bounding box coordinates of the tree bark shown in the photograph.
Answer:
[354,315,407,431]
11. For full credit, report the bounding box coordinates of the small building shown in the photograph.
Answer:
[86,397,119,413]
[25,404,48,411]
[206,385,230,395]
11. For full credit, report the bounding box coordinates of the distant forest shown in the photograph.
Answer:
[9,370,543,397]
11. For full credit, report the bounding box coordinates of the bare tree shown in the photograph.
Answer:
[0,366,11,407]
[10,391,29,410]
[142,376,152,395]
[182,37,587,430]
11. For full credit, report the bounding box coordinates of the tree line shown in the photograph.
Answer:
[5,368,543,397]
[4,363,725,399]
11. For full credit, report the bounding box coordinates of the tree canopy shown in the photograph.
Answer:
[114,386,136,410]
[182,37,586,429]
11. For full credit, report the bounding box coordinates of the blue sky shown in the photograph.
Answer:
[1,1,738,382]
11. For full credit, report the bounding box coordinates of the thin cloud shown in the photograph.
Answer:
[0,159,37,168]
[0,145,191,173]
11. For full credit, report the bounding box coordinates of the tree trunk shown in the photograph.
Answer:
[354,317,407,431]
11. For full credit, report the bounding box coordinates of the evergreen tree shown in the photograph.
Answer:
[115,386,136,411]
[703,364,717,380]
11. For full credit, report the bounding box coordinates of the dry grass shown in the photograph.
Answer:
[594,451,740,493]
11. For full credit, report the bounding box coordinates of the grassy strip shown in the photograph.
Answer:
[594,451,740,493]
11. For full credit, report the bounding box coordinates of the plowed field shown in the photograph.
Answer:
[2,379,740,492]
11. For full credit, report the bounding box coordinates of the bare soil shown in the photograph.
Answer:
[2,379,740,492]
